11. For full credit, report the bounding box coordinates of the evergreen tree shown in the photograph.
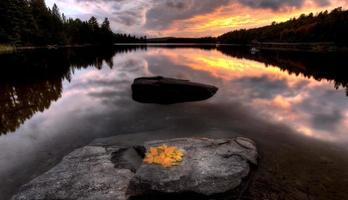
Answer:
[88,16,99,31]
[0,0,145,46]
[101,18,111,32]
[100,18,113,44]
[52,4,61,20]
[218,7,348,44]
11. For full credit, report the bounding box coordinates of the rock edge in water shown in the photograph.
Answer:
[132,76,218,104]
[12,137,258,200]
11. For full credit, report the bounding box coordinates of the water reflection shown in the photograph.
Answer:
[0,45,348,199]
[0,80,62,134]
[144,46,348,142]
[0,45,347,139]
[0,46,146,134]
[218,46,348,92]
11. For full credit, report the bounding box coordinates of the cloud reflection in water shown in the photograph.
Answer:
[144,48,348,142]
[0,46,348,199]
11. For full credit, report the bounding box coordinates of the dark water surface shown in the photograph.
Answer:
[1,45,348,199]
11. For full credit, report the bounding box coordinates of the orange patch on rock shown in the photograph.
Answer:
[144,145,184,168]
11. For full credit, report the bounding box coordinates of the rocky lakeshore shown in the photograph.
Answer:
[12,137,258,200]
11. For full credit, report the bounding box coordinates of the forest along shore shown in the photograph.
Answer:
[217,42,348,52]
[0,1,146,52]
[0,44,97,54]
[2,42,348,54]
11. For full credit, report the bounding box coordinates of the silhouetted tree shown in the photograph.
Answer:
[0,0,146,46]
[100,18,113,44]
[218,7,348,45]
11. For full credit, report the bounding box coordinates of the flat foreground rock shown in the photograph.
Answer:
[127,138,258,199]
[13,137,258,200]
[12,145,134,200]
[132,76,218,104]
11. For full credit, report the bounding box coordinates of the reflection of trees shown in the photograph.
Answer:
[5,44,345,134]
[0,45,144,135]
[217,46,348,95]
[0,80,62,134]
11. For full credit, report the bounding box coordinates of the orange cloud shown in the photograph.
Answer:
[147,0,348,37]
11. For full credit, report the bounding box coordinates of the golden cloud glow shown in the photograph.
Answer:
[149,0,348,37]
[146,47,344,142]
[149,48,318,83]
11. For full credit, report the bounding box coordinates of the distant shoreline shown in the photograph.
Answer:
[1,42,348,54]
[0,44,108,54]
[238,42,348,52]
[114,42,348,52]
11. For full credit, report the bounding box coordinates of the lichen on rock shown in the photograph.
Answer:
[12,137,258,200]
[143,145,184,168]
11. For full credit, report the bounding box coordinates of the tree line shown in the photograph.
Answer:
[0,0,146,46]
[218,7,348,44]
[147,37,216,43]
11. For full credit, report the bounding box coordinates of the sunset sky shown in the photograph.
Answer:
[45,0,348,37]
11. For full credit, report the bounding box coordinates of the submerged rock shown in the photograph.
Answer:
[131,76,218,104]
[12,137,258,200]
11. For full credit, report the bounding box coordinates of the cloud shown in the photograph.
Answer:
[112,10,142,26]
[55,0,150,33]
[144,0,231,30]
[295,89,347,132]
[315,0,331,6]
[145,0,325,29]
[48,0,339,36]
[230,76,290,99]
[238,0,303,10]
[311,109,343,131]
[237,0,332,10]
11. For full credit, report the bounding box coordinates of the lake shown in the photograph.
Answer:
[0,45,348,199]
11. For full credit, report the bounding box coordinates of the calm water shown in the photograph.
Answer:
[1,45,348,199]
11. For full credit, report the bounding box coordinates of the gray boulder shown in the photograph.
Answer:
[12,145,135,200]
[127,137,258,199]
[12,137,258,200]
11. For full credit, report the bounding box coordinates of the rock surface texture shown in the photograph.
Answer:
[131,76,218,104]
[12,137,258,200]
[12,145,135,200]
[127,138,258,199]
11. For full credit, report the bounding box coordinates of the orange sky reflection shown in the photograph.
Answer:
[146,48,346,142]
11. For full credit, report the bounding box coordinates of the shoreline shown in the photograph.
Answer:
[0,44,109,54]
[244,42,348,52]
[1,42,348,53]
